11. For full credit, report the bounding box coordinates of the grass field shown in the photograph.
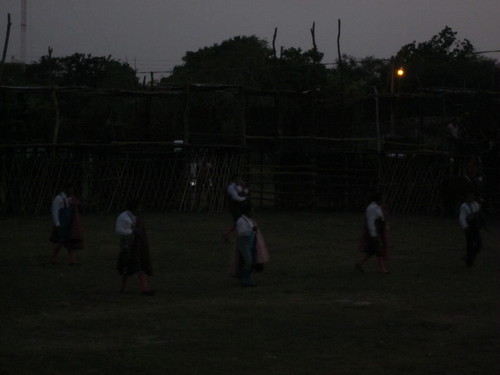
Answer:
[1,210,498,375]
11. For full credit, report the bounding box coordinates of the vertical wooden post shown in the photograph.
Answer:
[310,22,317,51]
[272,27,278,59]
[336,19,344,138]
[389,56,395,135]
[52,89,62,144]
[0,13,12,83]
[183,85,190,145]
[239,88,247,147]
[374,87,381,153]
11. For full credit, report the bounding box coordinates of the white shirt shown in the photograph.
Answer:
[227,182,247,202]
[236,215,254,237]
[51,192,69,226]
[459,201,480,229]
[115,210,136,236]
[366,201,384,237]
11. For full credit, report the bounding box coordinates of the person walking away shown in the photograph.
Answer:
[116,200,154,295]
[49,183,84,264]
[459,192,483,267]
[355,193,389,274]
[234,204,269,286]
[230,205,269,284]
[223,174,249,241]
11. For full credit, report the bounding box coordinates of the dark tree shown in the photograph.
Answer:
[394,26,496,91]
[23,53,139,89]
[163,35,328,91]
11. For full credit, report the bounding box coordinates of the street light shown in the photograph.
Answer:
[389,61,405,136]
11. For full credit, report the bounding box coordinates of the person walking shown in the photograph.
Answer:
[49,183,84,265]
[355,192,390,274]
[232,204,269,286]
[459,191,483,267]
[116,200,154,295]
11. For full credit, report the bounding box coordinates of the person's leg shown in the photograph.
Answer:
[238,234,256,286]
[355,253,372,272]
[68,249,78,264]
[356,237,380,272]
[138,273,154,295]
[467,227,482,267]
[465,229,475,267]
[50,244,62,263]
[474,228,482,254]
[120,275,129,293]
[376,256,389,274]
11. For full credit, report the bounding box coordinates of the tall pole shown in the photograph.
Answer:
[336,19,344,138]
[0,13,12,83]
[389,56,394,135]
[21,0,27,62]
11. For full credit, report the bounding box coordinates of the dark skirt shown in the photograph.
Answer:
[49,206,84,250]
[116,228,153,277]
[358,225,390,259]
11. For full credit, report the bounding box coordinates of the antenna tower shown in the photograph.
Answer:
[21,0,27,62]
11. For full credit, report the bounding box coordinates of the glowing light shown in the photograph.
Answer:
[396,67,405,77]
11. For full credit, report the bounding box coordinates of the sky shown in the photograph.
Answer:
[1,0,499,81]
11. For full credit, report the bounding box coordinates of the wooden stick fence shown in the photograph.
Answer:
[0,143,462,216]
[379,154,451,215]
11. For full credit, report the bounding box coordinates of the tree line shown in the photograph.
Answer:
[0,26,497,94]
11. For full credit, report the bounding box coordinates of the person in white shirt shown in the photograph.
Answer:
[459,192,483,267]
[116,200,154,295]
[355,193,389,274]
[223,175,249,241]
[49,184,83,264]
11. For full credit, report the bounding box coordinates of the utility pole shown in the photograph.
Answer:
[1,13,12,83]
[21,0,27,62]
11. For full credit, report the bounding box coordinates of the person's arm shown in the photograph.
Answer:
[228,184,246,202]
[458,204,469,229]
[51,196,62,226]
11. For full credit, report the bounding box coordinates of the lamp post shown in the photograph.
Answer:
[389,59,405,135]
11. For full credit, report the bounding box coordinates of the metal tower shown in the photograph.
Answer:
[21,0,27,62]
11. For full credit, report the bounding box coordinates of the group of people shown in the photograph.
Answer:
[355,189,485,273]
[49,178,485,295]
[224,174,269,286]
[49,184,154,295]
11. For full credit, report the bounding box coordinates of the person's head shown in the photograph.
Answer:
[126,199,142,214]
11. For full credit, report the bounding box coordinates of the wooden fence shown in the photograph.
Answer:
[0,143,247,215]
[0,142,465,216]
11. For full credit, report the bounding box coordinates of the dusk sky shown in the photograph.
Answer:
[1,0,499,80]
